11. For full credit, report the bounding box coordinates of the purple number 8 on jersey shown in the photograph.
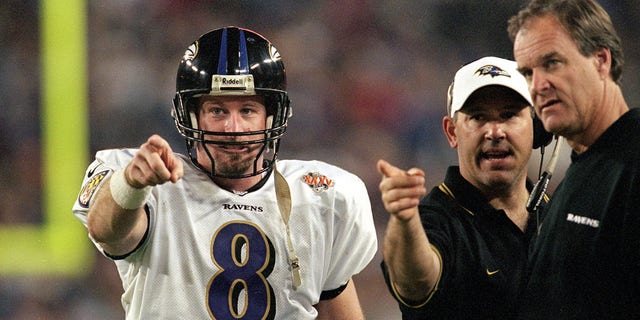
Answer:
[207,221,276,319]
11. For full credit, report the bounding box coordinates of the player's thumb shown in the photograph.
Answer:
[165,153,184,183]
[407,167,425,178]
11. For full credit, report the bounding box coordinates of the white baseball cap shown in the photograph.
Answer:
[448,56,532,118]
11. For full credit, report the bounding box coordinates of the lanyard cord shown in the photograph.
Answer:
[274,164,302,288]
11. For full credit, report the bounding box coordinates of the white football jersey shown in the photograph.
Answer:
[73,148,377,319]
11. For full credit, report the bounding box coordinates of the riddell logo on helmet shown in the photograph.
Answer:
[221,77,244,85]
[211,74,255,93]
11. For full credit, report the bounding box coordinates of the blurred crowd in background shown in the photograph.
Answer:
[1,1,639,319]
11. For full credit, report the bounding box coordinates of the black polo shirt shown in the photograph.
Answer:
[519,108,640,320]
[382,166,539,320]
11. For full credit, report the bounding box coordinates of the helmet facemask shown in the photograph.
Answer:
[173,88,290,179]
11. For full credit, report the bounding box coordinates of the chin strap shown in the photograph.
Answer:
[274,163,301,288]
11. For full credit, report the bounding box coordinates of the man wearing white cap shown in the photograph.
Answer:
[378,56,549,319]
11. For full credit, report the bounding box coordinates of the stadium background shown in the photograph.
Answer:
[1,1,639,319]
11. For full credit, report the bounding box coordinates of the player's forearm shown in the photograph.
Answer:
[86,175,148,256]
[383,214,441,300]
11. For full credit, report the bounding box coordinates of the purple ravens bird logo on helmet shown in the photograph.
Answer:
[475,65,511,78]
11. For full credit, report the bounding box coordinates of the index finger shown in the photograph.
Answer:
[377,159,406,178]
[146,134,172,155]
[146,135,183,183]
[138,135,175,183]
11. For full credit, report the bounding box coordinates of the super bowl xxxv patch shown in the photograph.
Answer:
[78,170,109,208]
[301,172,334,193]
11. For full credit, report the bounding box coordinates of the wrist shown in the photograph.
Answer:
[109,168,151,210]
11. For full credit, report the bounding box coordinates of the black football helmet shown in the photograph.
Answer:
[173,26,291,179]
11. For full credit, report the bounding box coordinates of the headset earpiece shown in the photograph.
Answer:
[533,115,553,149]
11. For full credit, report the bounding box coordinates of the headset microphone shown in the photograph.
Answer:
[527,135,563,214]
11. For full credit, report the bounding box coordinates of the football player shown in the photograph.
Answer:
[73,26,377,319]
